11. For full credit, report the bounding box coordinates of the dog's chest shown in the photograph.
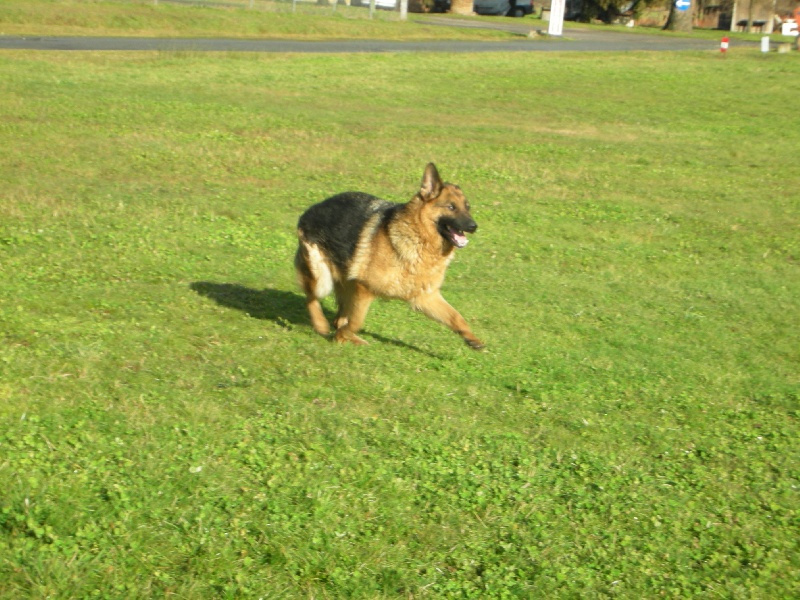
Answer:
[352,227,451,299]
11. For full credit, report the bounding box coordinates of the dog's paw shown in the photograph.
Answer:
[348,335,369,346]
[465,338,485,351]
[334,329,368,346]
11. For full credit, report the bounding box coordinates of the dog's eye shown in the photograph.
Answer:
[448,204,456,211]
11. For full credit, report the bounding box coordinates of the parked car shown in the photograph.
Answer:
[358,0,531,15]
[473,0,532,17]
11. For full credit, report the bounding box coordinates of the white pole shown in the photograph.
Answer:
[400,0,408,20]
[370,0,375,19]
[548,0,565,36]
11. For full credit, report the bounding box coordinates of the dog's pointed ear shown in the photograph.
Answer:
[419,163,443,202]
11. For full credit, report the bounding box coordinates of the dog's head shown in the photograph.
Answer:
[417,163,477,249]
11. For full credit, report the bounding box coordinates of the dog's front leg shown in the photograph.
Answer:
[413,293,484,350]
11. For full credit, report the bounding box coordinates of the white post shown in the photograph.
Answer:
[370,0,375,19]
[548,0,566,36]
[400,0,408,20]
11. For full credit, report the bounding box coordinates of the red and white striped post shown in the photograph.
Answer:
[720,36,729,55]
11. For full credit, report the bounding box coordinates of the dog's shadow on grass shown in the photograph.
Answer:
[191,282,310,327]
[190,282,441,358]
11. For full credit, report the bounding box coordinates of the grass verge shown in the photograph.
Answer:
[0,0,517,40]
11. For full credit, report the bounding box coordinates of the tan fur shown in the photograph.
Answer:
[296,164,484,350]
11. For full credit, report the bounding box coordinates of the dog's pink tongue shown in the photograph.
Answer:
[453,232,468,248]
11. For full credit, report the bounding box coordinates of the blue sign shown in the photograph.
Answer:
[675,0,690,11]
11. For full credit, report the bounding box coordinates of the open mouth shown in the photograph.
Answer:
[447,226,469,249]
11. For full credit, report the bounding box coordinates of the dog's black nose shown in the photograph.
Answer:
[463,220,478,234]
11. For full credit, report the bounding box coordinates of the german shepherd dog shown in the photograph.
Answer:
[295,163,484,350]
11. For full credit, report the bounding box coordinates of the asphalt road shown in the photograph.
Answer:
[0,19,735,53]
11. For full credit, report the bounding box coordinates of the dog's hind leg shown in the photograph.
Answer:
[333,281,354,330]
[334,282,374,346]
[295,243,333,336]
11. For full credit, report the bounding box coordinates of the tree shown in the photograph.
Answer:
[449,0,474,15]
[579,0,662,24]
[664,0,694,31]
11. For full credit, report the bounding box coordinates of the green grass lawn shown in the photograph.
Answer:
[1,26,799,600]
[0,0,516,40]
